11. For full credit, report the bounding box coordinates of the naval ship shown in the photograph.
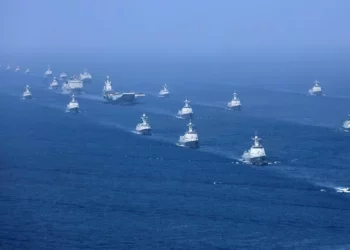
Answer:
[178,121,199,148]
[336,187,350,193]
[49,77,59,89]
[342,115,350,131]
[66,94,79,113]
[308,80,323,96]
[60,72,67,79]
[15,66,20,72]
[22,85,32,99]
[79,68,92,83]
[67,75,83,93]
[135,113,152,135]
[227,91,242,110]
[44,65,53,77]
[62,81,70,93]
[177,98,193,118]
[102,76,145,104]
[242,134,267,166]
[25,68,30,74]
[159,84,170,97]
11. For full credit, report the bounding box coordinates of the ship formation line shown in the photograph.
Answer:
[3,63,348,169]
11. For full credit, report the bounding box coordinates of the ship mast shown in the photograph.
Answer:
[184,98,190,107]
[141,113,148,124]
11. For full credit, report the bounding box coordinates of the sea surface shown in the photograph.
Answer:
[1,59,350,250]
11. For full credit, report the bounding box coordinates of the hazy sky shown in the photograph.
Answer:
[1,0,350,57]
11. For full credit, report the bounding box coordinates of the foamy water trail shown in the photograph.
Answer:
[79,93,104,102]
[141,106,175,117]
[194,101,226,109]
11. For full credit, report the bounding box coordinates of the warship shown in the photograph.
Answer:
[336,187,350,193]
[44,65,53,77]
[342,115,350,131]
[102,76,145,104]
[67,75,83,93]
[60,72,67,79]
[79,68,92,83]
[242,134,267,166]
[49,77,59,89]
[308,80,323,96]
[178,121,199,148]
[22,85,32,99]
[227,91,242,110]
[135,113,152,135]
[159,84,170,97]
[66,94,79,113]
[177,98,193,118]
[62,81,70,93]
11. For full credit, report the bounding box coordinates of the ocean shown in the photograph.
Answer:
[0,59,350,249]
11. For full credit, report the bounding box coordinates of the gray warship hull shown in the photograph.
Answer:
[136,128,152,135]
[103,92,144,104]
[178,140,199,149]
[249,156,267,166]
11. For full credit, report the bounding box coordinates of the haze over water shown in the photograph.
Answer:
[1,1,350,249]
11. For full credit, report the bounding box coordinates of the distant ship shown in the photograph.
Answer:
[102,76,145,104]
[49,77,59,89]
[242,134,267,166]
[66,94,79,113]
[336,187,350,193]
[159,84,170,97]
[135,113,152,135]
[308,80,323,96]
[178,121,199,148]
[62,80,70,93]
[79,68,92,83]
[15,66,20,72]
[227,91,242,110]
[67,75,83,93]
[60,72,67,79]
[44,65,53,77]
[177,98,193,118]
[25,68,30,74]
[22,85,32,99]
[103,76,113,93]
[342,115,350,131]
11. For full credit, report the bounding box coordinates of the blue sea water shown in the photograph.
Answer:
[1,60,350,250]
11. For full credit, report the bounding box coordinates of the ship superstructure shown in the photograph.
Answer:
[79,68,92,83]
[102,75,145,104]
[308,80,323,96]
[22,85,32,99]
[67,75,83,93]
[242,134,267,166]
[49,77,59,89]
[135,113,152,135]
[178,121,199,148]
[159,84,170,97]
[227,91,242,110]
[177,98,193,118]
[66,94,79,112]
[342,115,350,131]
[60,72,67,79]
[44,65,53,77]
